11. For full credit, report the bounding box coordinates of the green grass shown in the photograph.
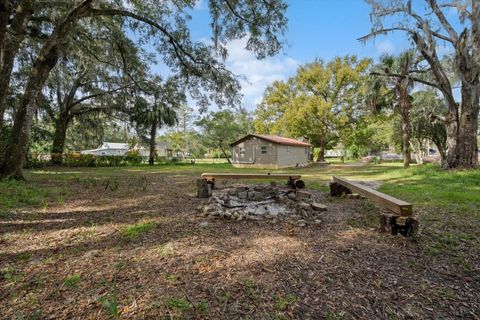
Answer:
[64,274,81,288]
[273,293,297,311]
[0,180,48,209]
[119,220,157,239]
[165,297,191,311]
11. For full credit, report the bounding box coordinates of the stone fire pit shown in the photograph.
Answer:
[200,184,327,226]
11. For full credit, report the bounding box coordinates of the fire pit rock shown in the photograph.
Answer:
[199,184,327,226]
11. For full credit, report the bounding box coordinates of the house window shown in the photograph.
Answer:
[239,147,245,156]
[261,146,267,154]
[305,148,308,154]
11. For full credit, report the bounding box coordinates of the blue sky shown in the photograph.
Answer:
[183,0,415,111]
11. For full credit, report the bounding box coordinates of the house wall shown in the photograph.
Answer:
[232,136,310,168]
[276,145,309,167]
[83,149,127,156]
[232,137,278,167]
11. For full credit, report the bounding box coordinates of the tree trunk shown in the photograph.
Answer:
[455,83,479,168]
[0,0,93,180]
[148,118,157,165]
[0,47,59,180]
[0,2,31,128]
[220,146,231,164]
[316,138,326,162]
[400,91,411,168]
[50,112,70,165]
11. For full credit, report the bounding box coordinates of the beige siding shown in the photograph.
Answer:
[232,137,277,166]
[277,145,309,167]
[232,136,309,168]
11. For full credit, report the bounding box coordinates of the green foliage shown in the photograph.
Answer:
[165,297,191,311]
[65,153,96,167]
[124,150,143,165]
[64,274,81,288]
[1,266,20,282]
[0,180,49,209]
[196,109,252,161]
[273,293,297,311]
[99,280,121,319]
[196,300,209,313]
[120,220,156,239]
[13,309,42,320]
[255,56,371,159]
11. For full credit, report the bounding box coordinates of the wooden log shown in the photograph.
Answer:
[196,179,211,198]
[380,214,418,236]
[332,176,413,217]
[201,173,301,180]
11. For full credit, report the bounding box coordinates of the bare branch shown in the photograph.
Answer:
[428,0,458,41]
[371,71,442,91]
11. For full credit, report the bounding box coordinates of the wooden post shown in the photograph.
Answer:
[196,179,211,198]
[329,181,352,197]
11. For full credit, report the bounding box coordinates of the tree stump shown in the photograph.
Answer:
[329,181,352,196]
[380,214,418,236]
[196,179,211,198]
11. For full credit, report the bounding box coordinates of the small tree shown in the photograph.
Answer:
[196,110,252,163]
[255,56,371,161]
[371,51,419,167]
[132,78,184,165]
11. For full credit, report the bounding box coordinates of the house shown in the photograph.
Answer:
[81,142,148,157]
[230,134,312,169]
[156,141,173,159]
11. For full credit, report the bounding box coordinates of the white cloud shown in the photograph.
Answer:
[224,38,299,111]
[375,40,395,55]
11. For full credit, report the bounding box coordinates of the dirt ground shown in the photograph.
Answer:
[1,170,479,319]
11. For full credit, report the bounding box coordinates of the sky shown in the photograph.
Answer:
[182,0,416,112]
[153,0,449,113]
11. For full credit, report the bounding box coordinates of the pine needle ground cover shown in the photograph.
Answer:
[0,163,478,319]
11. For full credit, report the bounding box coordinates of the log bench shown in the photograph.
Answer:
[197,173,305,198]
[329,176,418,236]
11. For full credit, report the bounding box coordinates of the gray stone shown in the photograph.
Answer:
[199,221,209,227]
[313,219,322,225]
[296,219,307,227]
[203,204,216,213]
[298,202,311,210]
[238,191,248,199]
[295,190,312,200]
[287,192,296,200]
[311,203,328,211]
[227,188,238,195]
[248,191,264,201]
[246,215,263,221]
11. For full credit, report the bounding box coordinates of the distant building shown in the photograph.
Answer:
[156,141,173,158]
[230,134,312,169]
[81,142,148,157]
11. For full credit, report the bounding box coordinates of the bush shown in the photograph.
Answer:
[25,153,49,169]
[65,153,96,167]
[96,155,125,167]
[124,150,143,165]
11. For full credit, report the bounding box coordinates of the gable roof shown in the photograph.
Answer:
[100,142,129,150]
[230,134,312,147]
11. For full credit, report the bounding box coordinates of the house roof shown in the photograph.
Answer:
[101,142,128,150]
[230,134,312,147]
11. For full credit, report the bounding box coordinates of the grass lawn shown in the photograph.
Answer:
[0,162,478,319]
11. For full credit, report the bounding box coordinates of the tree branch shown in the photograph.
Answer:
[428,0,458,41]
[370,71,442,91]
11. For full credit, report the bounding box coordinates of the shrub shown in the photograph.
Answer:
[124,150,143,165]
[65,153,96,167]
